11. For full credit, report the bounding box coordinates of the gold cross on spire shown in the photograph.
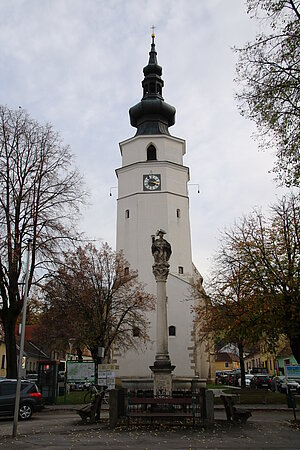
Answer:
[151,24,156,38]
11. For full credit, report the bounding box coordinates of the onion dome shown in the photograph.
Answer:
[129,32,176,136]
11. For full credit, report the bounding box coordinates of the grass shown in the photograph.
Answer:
[56,389,86,405]
[55,385,290,406]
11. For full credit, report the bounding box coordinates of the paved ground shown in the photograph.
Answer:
[0,406,299,449]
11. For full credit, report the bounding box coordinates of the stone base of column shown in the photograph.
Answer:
[150,360,175,397]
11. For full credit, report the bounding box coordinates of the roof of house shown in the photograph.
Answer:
[215,352,240,363]
[16,337,49,359]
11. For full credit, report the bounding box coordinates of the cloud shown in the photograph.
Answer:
[0,0,285,278]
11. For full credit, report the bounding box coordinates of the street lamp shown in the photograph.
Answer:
[12,239,32,437]
[68,338,76,360]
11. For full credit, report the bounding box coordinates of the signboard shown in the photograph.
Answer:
[285,365,300,379]
[66,361,95,382]
[98,364,116,390]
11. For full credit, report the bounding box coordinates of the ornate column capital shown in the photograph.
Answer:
[152,262,169,281]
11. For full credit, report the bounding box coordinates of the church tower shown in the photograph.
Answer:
[115,33,211,379]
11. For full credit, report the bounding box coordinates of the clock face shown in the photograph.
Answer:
[143,174,161,191]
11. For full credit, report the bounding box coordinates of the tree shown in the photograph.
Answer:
[216,193,300,363]
[235,1,300,186]
[194,241,271,387]
[37,243,155,361]
[0,106,85,377]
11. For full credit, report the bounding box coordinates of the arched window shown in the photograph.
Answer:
[178,266,184,274]
[125,209,130,219]
[147,145,157,161]
[176,208,181,218]
[169,325,176,337]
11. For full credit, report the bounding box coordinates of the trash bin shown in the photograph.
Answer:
[286,392,296,409]
[58,386,65,396]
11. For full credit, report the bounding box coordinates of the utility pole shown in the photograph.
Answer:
[12,239,32,437]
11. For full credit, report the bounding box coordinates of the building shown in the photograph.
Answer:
[114,34,213,380]
[215,352,240,372]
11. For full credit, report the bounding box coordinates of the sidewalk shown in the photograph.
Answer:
[1,407,299,450]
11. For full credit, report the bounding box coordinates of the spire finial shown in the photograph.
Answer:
[151,25,156,43]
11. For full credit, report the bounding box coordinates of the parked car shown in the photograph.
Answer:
[279,378,300,394]
[0,379,43,420]
[215,371,230,385]
[250,374,272,389]
[238,374,254,388]
[26,373,38,383]
[228,370,241,386]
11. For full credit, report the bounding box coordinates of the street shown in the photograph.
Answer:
[0,408,299,449]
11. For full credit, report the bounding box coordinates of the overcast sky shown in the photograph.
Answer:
[0,0,286,281]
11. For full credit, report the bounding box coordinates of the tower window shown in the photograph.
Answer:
[178,266,184,274]
[133,326,140,337]
[176,209,181,218]
[169,325,176,337]
[147,145,157,161]
[124,267,129,275]
[150,82,155,93]
[125,209,130,219]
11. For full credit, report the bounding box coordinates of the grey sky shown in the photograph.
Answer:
[0,0,285,280]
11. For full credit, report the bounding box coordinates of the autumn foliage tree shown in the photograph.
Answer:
[0,106,85,377]
[235,0,300,186]
[228,193,300,363]
[194,243,272,387]
[37,243,155,361]
[195,193,300,380]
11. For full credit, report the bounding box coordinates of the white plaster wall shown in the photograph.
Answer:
[115,274,195,378]
[119,135,186,167]
[115,133,196,378]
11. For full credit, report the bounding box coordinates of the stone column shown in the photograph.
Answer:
[150,230,175,396]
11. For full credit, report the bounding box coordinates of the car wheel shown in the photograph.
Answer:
[19,403,33,420]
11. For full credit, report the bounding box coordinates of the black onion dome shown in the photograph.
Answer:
[129,33,176,136]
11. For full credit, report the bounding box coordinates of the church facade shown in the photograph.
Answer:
[114,34,213,380]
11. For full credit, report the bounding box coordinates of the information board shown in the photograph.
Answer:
[285,365,300,379]
[98,364,116,390]
[66,361,95,382]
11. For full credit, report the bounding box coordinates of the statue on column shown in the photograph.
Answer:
[151,230,172,281]
[152,229,172,263]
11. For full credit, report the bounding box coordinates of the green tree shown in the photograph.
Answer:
[235,0,300,186]
[0,106,85,377]
[37,244,155,361]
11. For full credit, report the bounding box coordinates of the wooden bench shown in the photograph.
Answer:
[126,396,196,430]
[77,392,104,424]
[220,395,252,424]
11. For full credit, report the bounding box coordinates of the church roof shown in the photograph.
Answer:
[129,32,176,136]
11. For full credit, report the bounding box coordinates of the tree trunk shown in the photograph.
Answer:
[76,347,83,362]
[3,312,18,378]
[288,334,300,364]
[238,342,246,388]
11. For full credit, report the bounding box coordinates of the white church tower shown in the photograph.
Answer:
[115,34,212,380]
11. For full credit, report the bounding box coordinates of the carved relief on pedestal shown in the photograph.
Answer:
[154,373,173,397]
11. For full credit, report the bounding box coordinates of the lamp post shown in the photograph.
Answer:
[12,239,32,437]
[68,338,76,360]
